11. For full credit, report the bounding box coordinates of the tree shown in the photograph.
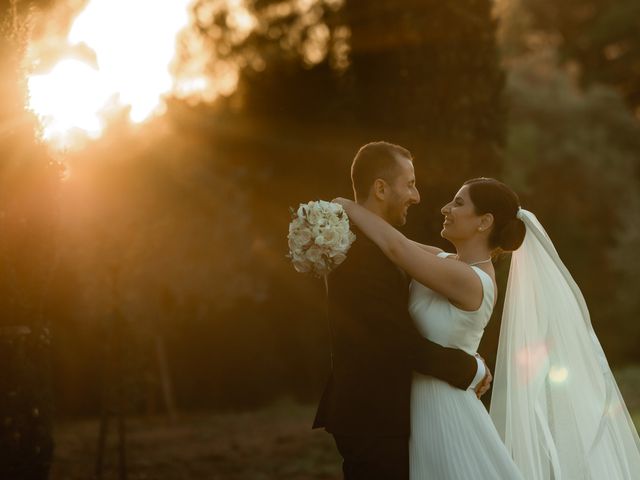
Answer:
[0,2,61,477]
[179,0,507,403]
[500,50,640,362]
[5,0,508,416]
[342,0,505,241]
[503,0,640,115]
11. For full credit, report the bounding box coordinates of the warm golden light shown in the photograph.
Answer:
[25,0,344,149]
[27,0,194,148]
[28,58,112,147]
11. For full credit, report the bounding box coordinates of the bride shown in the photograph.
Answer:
[334,177,640,479]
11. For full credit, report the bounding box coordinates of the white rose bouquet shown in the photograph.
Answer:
[287,200,356,277]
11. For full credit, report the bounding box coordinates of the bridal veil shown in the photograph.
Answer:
[490,209,640,479]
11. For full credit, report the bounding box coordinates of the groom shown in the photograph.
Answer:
[313,141,492,479]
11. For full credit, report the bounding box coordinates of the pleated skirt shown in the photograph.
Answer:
[409,373,525,480]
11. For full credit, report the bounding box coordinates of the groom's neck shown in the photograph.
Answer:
[359,197,388,222]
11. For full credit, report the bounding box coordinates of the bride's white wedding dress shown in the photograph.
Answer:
[408,209,640,480]
[408,252,524,479]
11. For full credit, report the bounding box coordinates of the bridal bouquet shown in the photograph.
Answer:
[287,200,356,277]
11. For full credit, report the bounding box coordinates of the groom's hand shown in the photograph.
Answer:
[475,356,492,399]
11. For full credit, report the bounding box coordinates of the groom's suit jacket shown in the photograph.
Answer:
[313,227,477,436]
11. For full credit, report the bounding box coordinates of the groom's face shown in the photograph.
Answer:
[383,155,420,227]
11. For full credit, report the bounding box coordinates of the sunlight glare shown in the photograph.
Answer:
[27,0,193,148]
[226,0,257,40]
[28,58,112,144]
[26,0,344,149]
[67,0,191,123]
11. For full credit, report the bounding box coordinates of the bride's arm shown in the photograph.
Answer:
[409,241,444,255]
[336,198,483,310]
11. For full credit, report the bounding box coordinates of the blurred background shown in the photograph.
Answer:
[0,0,639,478]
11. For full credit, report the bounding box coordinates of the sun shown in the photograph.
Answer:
[28,58,113,149]
[26,0,196,150]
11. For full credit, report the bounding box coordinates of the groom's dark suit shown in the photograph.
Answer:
[313,227,477,479]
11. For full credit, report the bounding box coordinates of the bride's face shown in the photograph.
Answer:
[440,185,483,241]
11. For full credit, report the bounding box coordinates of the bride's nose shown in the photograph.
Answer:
[441,204,449,215]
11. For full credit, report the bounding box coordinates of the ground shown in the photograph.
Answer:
[51,367,640,480]
[50,401,341,480]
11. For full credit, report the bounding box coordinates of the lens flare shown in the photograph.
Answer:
[548,365,569,384]
[516,342,549,385]
[27,0,194,148]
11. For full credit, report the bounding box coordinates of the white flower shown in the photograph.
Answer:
[293,259,312,273]
[327,201,342,214]
[288,227,312,248]
[287,200,356,277]
[332,252,347,265]
[305,245,323,263]
[288,216,305,232]
[316,229,338,246]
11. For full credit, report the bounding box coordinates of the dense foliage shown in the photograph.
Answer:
[498,50,640,362]
[501,0,640,114]
[1,0,638,435]
[0,2,59,477]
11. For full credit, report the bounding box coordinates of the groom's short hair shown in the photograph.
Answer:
[351,141,413,201]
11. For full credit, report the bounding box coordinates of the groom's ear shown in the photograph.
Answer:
[372,178,387,201]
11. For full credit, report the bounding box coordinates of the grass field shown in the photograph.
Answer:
[51,368,640,480]
[50,401,342,480]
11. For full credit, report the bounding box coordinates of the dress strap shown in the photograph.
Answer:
[439,252,495,302]
[470,266,495,305]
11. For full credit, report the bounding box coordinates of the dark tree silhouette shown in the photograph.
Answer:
[0,2,61,477]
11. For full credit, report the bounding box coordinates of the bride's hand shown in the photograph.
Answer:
[332,197,353,211]
[475,356,493,399]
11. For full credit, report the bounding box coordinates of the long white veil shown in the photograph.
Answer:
[490,209,640,479]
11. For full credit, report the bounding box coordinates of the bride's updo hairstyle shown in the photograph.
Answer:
[463,177,526,253]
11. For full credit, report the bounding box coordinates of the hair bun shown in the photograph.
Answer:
[498,216,526,252]
[463,178,524,253]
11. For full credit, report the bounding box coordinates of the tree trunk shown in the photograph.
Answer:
[155,333,177,422]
